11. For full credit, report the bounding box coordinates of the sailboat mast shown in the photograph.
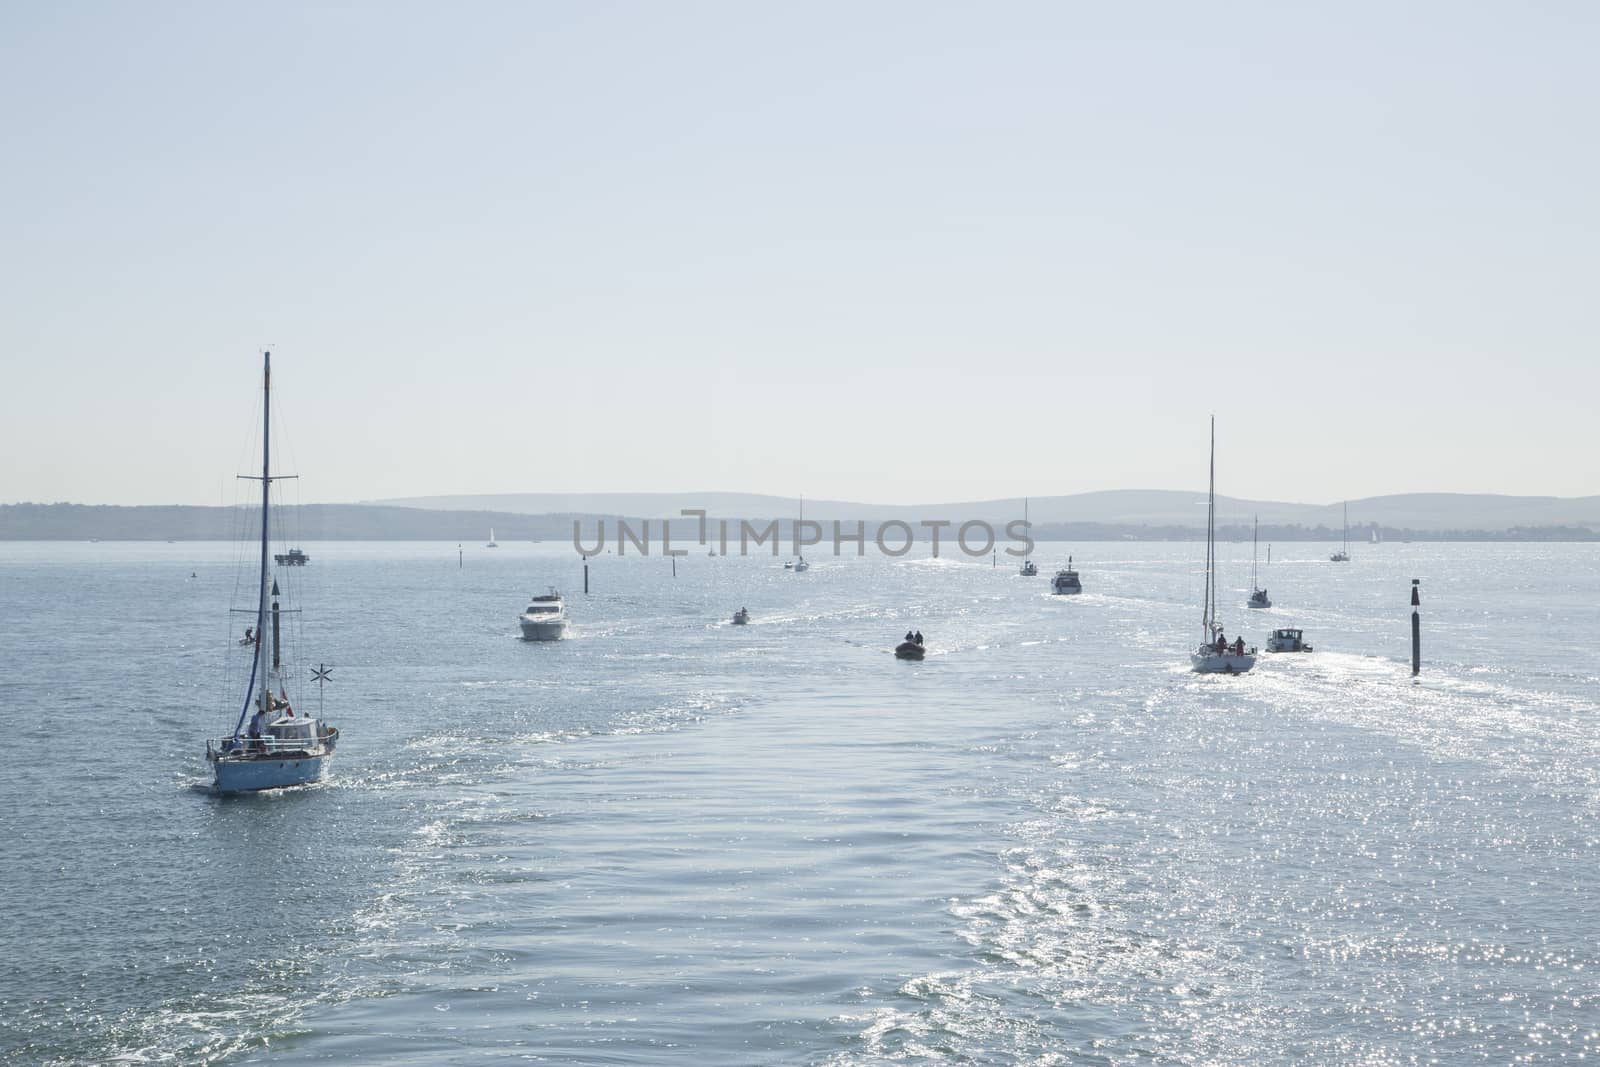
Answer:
[1252,515,1259,588]
[255,351,272,708]
[1204,417,1215,635]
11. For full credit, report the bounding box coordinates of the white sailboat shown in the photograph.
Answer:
[1191,418,1256,674]
[487,527,499,548]
[1329,503,1349,562]
[1248,515,1270,609]
[790,495,809,571]
[1020,497,1038,576]
[206,353,339,792]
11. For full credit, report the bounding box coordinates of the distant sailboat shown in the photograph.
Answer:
[1330,503,1350,562]
[1248,516,1270,609]
[790,495,809,572]
[1191,418,1256,674]
[1370,526,1380,545]
[487,528,499,548]
[1020,498,1038,576]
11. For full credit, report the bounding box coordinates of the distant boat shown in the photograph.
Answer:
[1051,557,1082,595]
[1248,516,1270,609]
[1020,498,1038,576]
[206,352,338,793]
[1266,627,1313,653]
[1330,503,1350,562]
[273,548,310,566]
[1191,418,1255,674]
[518,588,568,641]
[790,495,809,572]
[487,528,499,548]
[1370,526,1380,545]
[894,637,925,660]
[732,607,750,626]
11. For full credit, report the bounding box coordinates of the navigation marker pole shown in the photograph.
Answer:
[311,663,333,717]
[1410,579,1421,678]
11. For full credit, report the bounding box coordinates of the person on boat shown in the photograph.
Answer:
[242,627,254,645]
[905,630,914,643]
[1233,636,1245,656]
[914,630,923,646]
[1214,632,1227,654]
[247,704,268,751]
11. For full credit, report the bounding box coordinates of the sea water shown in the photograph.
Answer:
[2,541,1597,1064]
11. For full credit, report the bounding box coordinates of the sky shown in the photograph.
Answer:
[1,2,1596,507]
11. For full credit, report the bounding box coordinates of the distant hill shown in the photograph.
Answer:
[5,496,1599,542]
[373,490,1600,533]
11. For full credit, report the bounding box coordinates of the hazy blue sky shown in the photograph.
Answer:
[2,2,1595,506]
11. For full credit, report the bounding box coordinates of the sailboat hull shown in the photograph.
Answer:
[1190,650,1257,674]
[211,751,332,793]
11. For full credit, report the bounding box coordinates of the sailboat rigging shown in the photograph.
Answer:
[790,495,809,571]
[1021,498,1038,576]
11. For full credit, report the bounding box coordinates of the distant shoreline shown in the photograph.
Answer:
[3,503,1596,543]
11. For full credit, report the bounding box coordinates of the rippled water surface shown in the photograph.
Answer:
[3,541,1598,1064]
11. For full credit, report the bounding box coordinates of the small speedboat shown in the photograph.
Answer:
[732,608,750,625]
[1020,560,1038,577]
[1248,587,1271,609]
[894,640,925,660]
[1266,628,1312,653]
[519,588,568,641]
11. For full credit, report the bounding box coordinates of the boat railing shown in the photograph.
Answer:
[207,727,336,759]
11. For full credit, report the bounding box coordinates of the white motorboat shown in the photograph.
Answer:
[519,588,568,641]
[732,607,750,625]
[1020,498,1038,576]
[487,527,499,548]
[1330,503,1349,562]
[1248,516,1270,608]
[1266,628,1313,653]
[1191,418,1255,674]
[1051,557,1082,595]
[206,352,339,793]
